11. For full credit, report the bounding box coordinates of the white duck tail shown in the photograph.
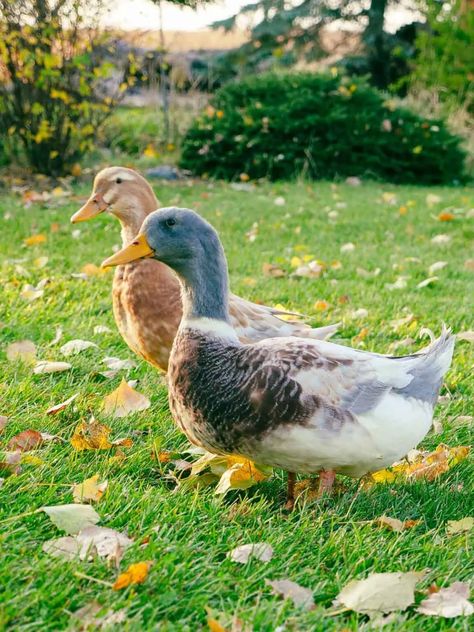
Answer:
[391,326,455,406]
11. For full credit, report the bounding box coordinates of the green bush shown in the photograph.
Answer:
[102,107,162,155]
[180,73,466,184]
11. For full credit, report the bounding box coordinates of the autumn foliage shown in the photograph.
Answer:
[0,0,135,175]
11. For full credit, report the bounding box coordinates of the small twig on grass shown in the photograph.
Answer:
[74,571,114,588]
[0,508,42,526]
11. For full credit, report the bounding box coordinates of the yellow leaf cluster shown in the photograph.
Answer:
[70,417,133,451]
[113,561,151,590]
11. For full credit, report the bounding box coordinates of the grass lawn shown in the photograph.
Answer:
[0,175,473,630]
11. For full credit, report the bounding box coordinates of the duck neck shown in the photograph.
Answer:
[118,187,159,246]
[176,242,232,328]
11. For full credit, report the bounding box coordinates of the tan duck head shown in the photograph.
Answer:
[71,166,159,244]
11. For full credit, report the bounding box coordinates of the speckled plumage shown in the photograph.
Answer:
[77,167,338,371]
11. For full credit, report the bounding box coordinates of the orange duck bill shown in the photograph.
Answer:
[70,193,109,223]
[101,233,154,268]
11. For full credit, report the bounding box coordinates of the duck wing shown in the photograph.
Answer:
[228,293,339,343]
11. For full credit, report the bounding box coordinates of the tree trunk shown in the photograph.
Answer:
[364,0,389,89]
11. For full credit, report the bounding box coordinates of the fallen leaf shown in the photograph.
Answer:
[215,458,271,495]
[382,192,397,204]
[335,571,424,615]
[428,261,448,275]
[72,474,108,503]
[0,416,9,433]
[438,211,455,222]
[41,503,100,534]
[417,582,473,618]
[71,417,132,451]
[431,234,451,245]
[446,517,473,536]
[43,525,133,563]
[102,356,136,371]
[8,429,43,451]
[274,196,285,206]
[34,361,72,374]
[20,284,44,302]
[426,194,442,206]
[46,393,78,414]
[262,262,286,278]
[376,516,420,532]
[457,331,474,343]
[266,578,314,610]
[386,276,408,291]
[449,415,473,428]
[42,536,81,560]
[464,259,474,271]
[340,242,355,253]
[60,339,98,356]
[48,327,63,346]
[6,340,36,363]
[103,379,150,418]
[350,308,369,319]
[0,451,22,475]
[94,325,112,334]
[390,313,415,330]
[207,617,227,632]
[417,276,438,289]
[228,542,273,564]
[34,256,49,269]
[113,561,151,590]
[292,260,324,278]
[81,263,108,277]
[313,300,330,312]
[24,233,46,246]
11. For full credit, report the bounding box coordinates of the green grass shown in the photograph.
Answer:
[0,177,473,630]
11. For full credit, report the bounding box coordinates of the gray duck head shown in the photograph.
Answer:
[102,206,231,321]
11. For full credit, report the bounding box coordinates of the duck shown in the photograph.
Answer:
[71,167,338,371]
[101,207,455,508]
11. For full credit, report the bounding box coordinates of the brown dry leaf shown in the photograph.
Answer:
[335,571,424,615]
[449,415,473,428]
[6,340,36,363]
[72,474,108,503]
[417,582,473,618]
[46,393,78,415]
[464,259,474,271]
[103,379,150,418]
[24,233,46,246]
[113,561,152,590]
[446,517,474,536]
[266,578,314,610]
[228,542,273,564]
[438,211,455,222]
[0,451,22,475]
[262,262,286,278]
[457,331,474,343]
[0,415,8,433]
[376,516,420,532]
[8,429,43,451]
[292,260,324,278]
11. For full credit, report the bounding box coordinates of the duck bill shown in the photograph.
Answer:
[70,193,108,223]
[101,233,154,268]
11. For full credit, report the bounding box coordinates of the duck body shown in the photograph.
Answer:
[103,206,455,488]
[169,320,453,477]
[73,167,338,372]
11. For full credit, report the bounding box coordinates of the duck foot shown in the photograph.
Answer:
[317,469,336,497]
[284,471,296,511]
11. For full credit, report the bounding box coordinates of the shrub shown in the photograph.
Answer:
[180,72,466,184]
[0,1,135,176]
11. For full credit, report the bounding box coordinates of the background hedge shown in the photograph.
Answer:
[180,73,466,184]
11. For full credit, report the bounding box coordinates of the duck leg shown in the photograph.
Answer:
[285,472,296,511]
[317,469,336,497]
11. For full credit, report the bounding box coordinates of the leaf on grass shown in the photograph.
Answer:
[102,356,137,371]
[215,457,271,496]
[34,361,72,374]
[24,233,46,246]
[262,263,286,278]
[335,571,424,615]
[71,416,132,451]
[292,261,324,278]
[386,276,408,291]
[417,582,473,618]
[20,284,44,302]
[0,451,22,475]
[457,331,474,343]
[48,327,63,346]
[446,517,473,536]
[376,516,420,532]
[417,276,438,289]
[43,525,133,563]
[103,378,150,418]
[228,542,273,564]
[60,339,98,356]
[426,194,442,206]
[34,256,49,269]
[41,503,100,534]
[81,263,108,277]
[431,234,451,246]
[368,444,470,485]
[8,429,43,451]
[266,578,314,610]
[72,474,108,503]
[0,415,8,433]
[340,242,356,253]
[6,340,36,363]
[438,211,455,222]
[46,393,78,415]
[70,602,127,628]
[428,261,448,275]
[94,325,112,334]
[449,415,472,427]
[113,561,151,590]
[464,259,474,271]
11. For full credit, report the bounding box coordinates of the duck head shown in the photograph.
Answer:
[70,167,158,237]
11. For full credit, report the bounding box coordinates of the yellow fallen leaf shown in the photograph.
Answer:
[24,233,46,246]
[103,379,150,418]
[81,263,108,277]
[143,144,158,158]
[262,262,286,278]
[290,256,302,268]
[6,340,37,363]
[34,256,49,269]
[71,418,113,451]
[72,474,108,503]
[207,617,227,632]
[113,561,151,590]
[314,300,330,312]
[376,515,420,532]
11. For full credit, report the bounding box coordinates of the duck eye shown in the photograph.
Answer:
[165,218,176,227]
[116,177,122,184]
